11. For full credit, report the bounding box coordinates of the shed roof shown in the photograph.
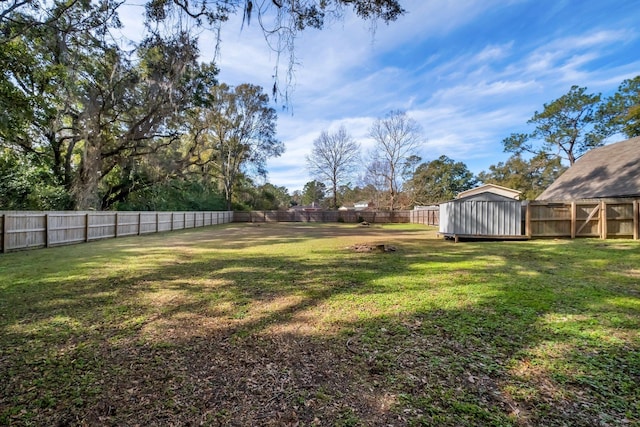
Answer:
[450,192,520,203]
[457,184,522,200]
[537,137,640,200]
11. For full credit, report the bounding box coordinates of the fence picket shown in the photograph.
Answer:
[0,211,233,253]
[2,201,638,254]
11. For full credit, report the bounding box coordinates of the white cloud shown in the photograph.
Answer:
[556,29,636,50]
[474,43,514,63]
[430,80,538,105]
[115,0,640,193]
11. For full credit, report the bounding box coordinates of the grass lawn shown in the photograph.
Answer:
[1,222,639,426]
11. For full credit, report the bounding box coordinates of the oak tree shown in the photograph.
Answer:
[407,155,476,205]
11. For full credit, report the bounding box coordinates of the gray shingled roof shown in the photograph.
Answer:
[537,137,640,200]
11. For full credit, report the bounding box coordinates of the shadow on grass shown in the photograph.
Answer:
[1,224,638,426]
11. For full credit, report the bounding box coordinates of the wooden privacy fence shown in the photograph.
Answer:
[0,211,233,253]
[4,200,633,253]
[526,200,639,239]
[233,210,439,225]
[409,207,440,226]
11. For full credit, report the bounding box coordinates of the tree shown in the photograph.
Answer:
[142,0,406,101]
[477,153,566,200]
[301,180,326,206]
[0,0,215,209]
[188,83,283,210]
[406,155,476,205]
[0,0,126,208]
[598,75,640,138]
[504,86,610,166]
[75,33,210,209]
[0,148,71,209]
[337,183,372,205]
[361,157,387,207]
[143,0,404,29]
[112,178,227,211]
[1,0,406,210]
[248,183,291,210]
[291,189,302,206]
[368,110,423,210]
[2,0,405,36]
[306,126,360,209]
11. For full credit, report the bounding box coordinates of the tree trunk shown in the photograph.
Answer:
[71,143,102,210]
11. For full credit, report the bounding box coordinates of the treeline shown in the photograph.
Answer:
[302,78,640,209]
[0,0,403,211]
[1,1,638,211]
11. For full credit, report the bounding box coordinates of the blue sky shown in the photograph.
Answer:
[121,0,640,192]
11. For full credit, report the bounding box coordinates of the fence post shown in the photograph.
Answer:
[600,201,607,239]
[634,200,639,240]
[45,213,50,248]
[1,214,6,253]
[570,202,576,239]
[138,212,142,235]
[115,212,119,238]
[525,203,532,238]
[85,213,90,242]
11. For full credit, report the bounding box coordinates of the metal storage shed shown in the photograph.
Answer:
[439,192,524,241]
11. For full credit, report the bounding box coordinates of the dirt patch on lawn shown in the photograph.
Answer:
[350,243,397,253]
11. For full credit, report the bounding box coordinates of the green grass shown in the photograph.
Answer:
[1,223,638,426]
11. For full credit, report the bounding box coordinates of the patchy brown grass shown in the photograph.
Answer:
[1,223,639,426]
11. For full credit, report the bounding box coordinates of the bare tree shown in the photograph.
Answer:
[360,155,388,209]
[306,126,360,209]
[368,110,423,210]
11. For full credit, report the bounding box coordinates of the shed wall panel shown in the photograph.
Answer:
[439,200,523,237]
